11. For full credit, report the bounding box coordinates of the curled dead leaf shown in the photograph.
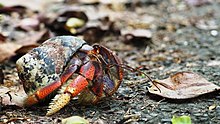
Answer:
[0,42,22,62]
[79,16,120,43]
[122,29,152,47]
[16,17,40,31]
[0,5,27,15]
[15,44,39,55]
[16,29,52,45]
[149,71,220,99]
[185,0,211,6]
[49,9,88,35]
[0,85,27,107]
[0,33,6,43]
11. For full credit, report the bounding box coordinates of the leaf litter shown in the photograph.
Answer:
[0,85,27,107]
[0,0,220,123]
[149,71,220,99]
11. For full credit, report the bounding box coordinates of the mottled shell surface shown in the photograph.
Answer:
[16,36,86,94]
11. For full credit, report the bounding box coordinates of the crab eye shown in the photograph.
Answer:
[80,44,94,52]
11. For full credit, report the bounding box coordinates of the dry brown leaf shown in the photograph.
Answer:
[0,42,22,62]
[0,33,6,43]
[15,44,39,55]
[185,0,212,6]
[122,29,152,47]
[17,17,40,31]
[0,85,27,107]
[149,71,220,99]
[16,30,52,45]
[0,0,62,12]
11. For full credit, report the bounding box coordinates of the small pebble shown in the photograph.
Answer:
[200,117,208,121]
[149,113,158,117]
[193,113,203,117]
[161,118,171,122]
[216,105,220,110]
[210,30,218,37]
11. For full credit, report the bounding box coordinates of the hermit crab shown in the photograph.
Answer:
[16,36,123,116]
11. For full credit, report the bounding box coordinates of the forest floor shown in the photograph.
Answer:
[1,0,220,123]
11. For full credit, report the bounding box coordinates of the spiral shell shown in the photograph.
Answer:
[16,36,86,95]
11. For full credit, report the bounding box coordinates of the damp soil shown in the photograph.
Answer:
[1,0,220,123]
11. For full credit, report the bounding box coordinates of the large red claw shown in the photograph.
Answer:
[25,80,62,106]
[24,94,38,107]
[25,58,82,106]
[46,61,96,116]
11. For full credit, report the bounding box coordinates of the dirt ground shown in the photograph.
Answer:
[1,0,220,123]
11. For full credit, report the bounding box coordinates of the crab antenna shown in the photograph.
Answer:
[90,52,161,93]
[109,63,161,93]
[87,50,163,93]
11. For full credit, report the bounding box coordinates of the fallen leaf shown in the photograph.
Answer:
[0,85,27,107]
[0,33,6,43]
[122,29,152,47]
[16,30,52,45]
[0,0,61,12]
[149,71,220,99]
[0,5,27,15]
[78,16,120,43]
[62,116,89,124]
[49,9,88,34]
[0,42,22,62]
[0,66,3,84]
[185,0,212,6]
[16,17,40,31]
[15,44,39,55]
[171,115,191,124]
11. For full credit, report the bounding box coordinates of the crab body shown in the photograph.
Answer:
[16,36,123,115]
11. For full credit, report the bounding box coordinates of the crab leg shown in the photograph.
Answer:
[46,61,96,116]
[25,58,82,106]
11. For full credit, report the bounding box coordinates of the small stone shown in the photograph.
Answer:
[94,119,106,124]
[140,117,148,121]
[215,106,220,112]
[207,99,214,102]
[161,118,171,122]
[160,108,172,112]
[149,113,158,117]
[200,117,208,121]
[193,113,203,117]
[210,30,218,37]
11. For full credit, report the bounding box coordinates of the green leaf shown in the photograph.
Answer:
[171,115,191,124]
